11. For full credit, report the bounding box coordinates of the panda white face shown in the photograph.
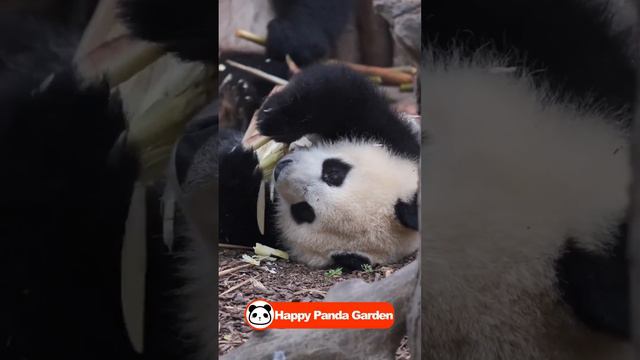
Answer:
[272,140,419,268]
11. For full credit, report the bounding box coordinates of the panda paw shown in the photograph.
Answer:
[331,253,371,272]
[257,64,382,143]
[256,85,310,144]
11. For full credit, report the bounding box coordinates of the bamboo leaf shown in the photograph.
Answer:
[254,243,289,260]
[257,180,266,235]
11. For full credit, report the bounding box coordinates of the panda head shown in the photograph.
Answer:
[272,139,419,269]
[247,304,272,326]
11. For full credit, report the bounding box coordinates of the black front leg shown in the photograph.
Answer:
[257,64,420,159]
[555,225,629,339]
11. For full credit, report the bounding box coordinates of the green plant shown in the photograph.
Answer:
[324,267,343,278]
[361,264,374,273]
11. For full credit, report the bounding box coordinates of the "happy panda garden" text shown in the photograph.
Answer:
[275,310,393,323]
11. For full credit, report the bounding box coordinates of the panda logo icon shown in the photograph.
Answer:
[245,300,274,330]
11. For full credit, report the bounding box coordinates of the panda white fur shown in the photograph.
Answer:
[220,64,420,270]
[421,0,634,358]
[421,59,631,360]
[273,139,419,268]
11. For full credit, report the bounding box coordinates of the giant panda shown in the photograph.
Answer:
[421,0,635,358]
[220,64,420,270]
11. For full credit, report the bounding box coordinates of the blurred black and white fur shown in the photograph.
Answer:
[421,0,636,358]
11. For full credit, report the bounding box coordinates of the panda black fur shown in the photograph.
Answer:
[220,64,420,270]
[422,0,634,358]
[0,17,139,359]
[266,0,354,66]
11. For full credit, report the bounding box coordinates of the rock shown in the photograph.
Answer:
[233,292,244,304]
[373,0,421,63]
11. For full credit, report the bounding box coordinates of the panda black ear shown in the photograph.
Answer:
[263,304,272,312]
[394,193,418,231]
[249,305,257,313]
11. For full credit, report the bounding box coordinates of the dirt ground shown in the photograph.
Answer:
[218,248,415,358]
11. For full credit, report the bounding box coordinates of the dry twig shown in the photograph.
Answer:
[219,263,253,277]
[219,244,254,250]
[220,278,254,297]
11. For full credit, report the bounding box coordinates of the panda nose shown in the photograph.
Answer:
[274,159,293,182]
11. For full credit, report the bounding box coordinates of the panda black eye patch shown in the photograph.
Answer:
[321,158,352,186]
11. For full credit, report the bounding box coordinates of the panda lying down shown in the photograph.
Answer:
[219,64,420,270]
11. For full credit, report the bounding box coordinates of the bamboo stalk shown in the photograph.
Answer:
[76,35,165,87]
[368,76,383,84]
[74,0,119,61]
[128,75,213,147]
[235,29,267,46]
[225,60,288,86]
[399,83,414,92]
[390,66,418,75]
[234,29,414,84]
[339,61,414,86]
[285,54,301,74]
